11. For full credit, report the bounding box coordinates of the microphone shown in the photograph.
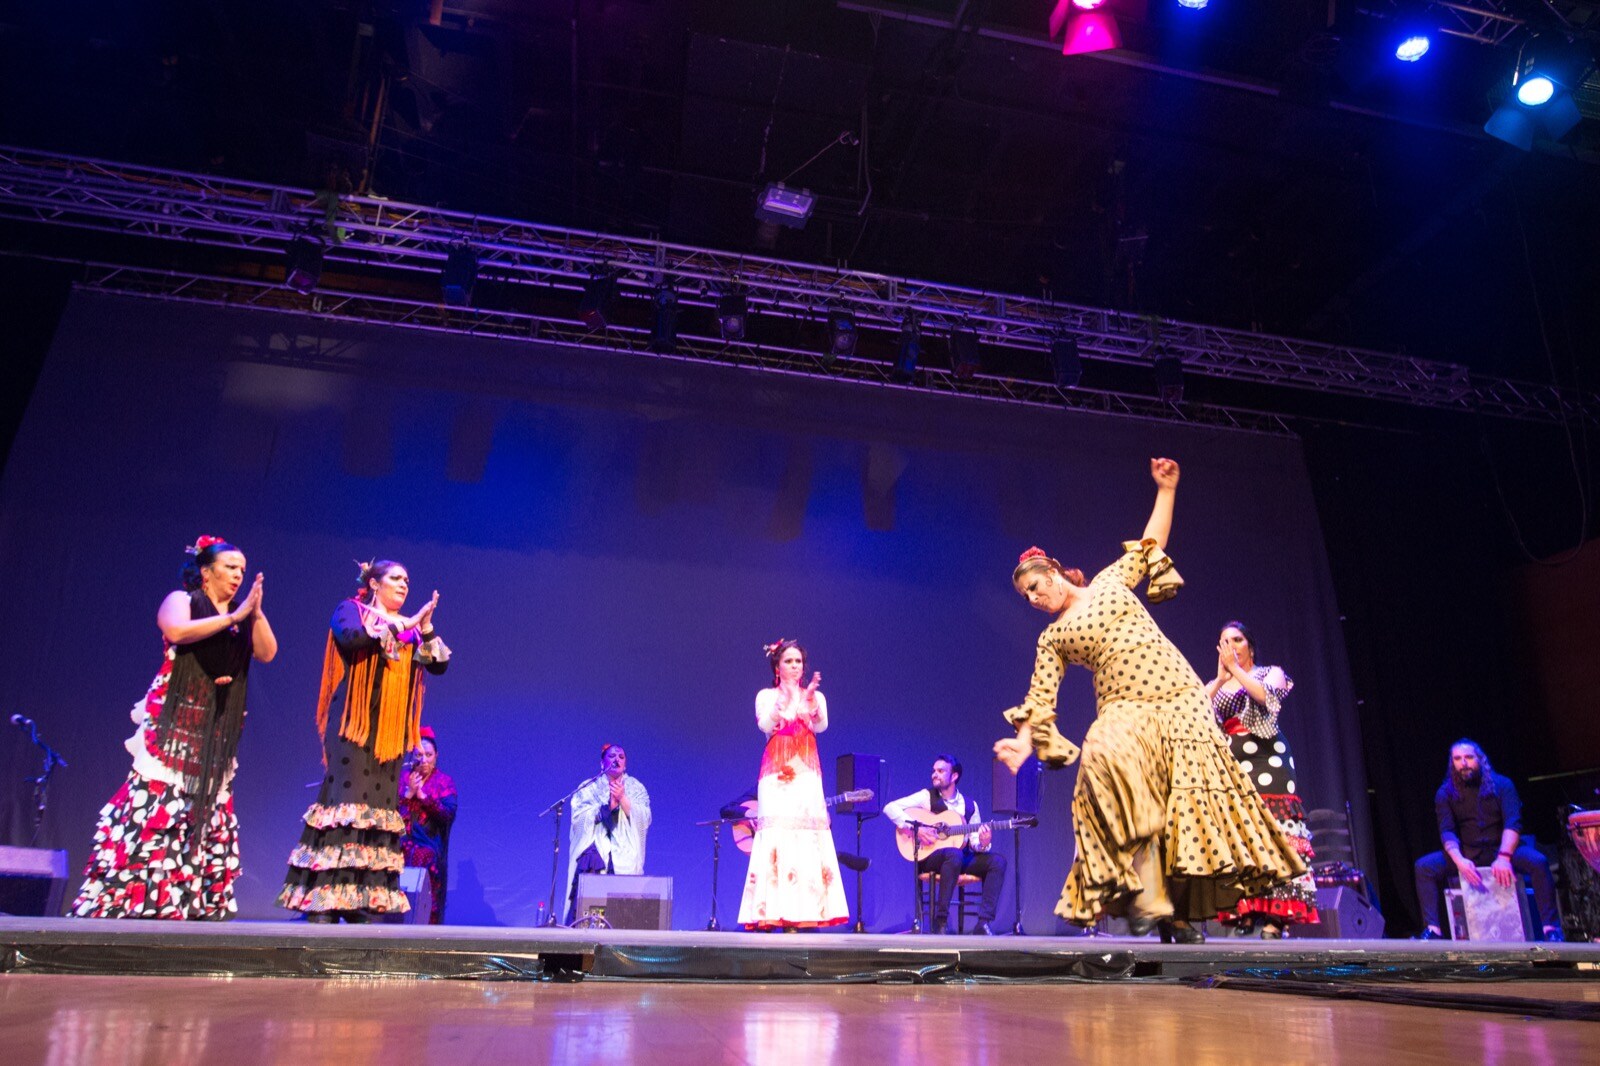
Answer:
[9,713,33,729]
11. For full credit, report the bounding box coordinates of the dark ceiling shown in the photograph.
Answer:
[1,1,1596,385]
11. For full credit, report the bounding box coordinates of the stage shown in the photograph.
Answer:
[4,919,1600,1063]
[4,917,1597,988]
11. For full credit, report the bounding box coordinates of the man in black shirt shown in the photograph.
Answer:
[1413,739,1560,940]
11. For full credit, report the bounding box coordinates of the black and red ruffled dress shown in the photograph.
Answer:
[1213,666,1321,928]
[277,599,449,917]
[73,593,254,919]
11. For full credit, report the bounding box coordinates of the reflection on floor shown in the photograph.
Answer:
[2,974,1598,1065]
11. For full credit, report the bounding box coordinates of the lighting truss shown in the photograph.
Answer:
[1430,2,1526,47]
[0,146,1595,426]
[71,261,1294,435]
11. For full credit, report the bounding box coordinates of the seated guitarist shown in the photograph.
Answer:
[883,755,1007,935]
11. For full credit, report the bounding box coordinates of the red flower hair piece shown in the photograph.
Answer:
[1018,546,1050,565]
[186,535,228,556]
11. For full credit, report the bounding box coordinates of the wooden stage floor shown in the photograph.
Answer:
[3,973,1599,1064]
[3,919,1599,1063]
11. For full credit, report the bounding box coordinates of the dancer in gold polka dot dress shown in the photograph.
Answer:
[994,458,1305,943]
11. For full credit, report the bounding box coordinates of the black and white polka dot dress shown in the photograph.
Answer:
[1214,668,1320,925]
[1005,541,1308,923]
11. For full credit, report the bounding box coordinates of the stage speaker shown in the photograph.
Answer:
[378,866,434,924]
[576,874,673,930]
[992,758,1041,816]
[1299,886,1385,939]
[0,846,69,917]
[835,753,885,815]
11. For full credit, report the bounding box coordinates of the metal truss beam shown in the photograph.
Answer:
[1432,2,1526,47]
[1,146,1595,426]
[72,262,1294,436]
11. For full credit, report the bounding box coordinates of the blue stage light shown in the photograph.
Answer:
[1516,75,1555,107]
[1176,0,1209,9]
[1395,35,1431,63]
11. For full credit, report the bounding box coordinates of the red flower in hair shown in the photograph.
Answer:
[186,535,228,555]
[1018,546,1050,564]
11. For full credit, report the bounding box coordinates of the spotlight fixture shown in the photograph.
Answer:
[949,326,982,380]
[754,183,817,230]
[578,274,618,329]
[284,236,323,294]
[1050,0,1122,56]
[649,285,679,354]
[893,320,920,381]
[1153,351,1184,403]
[1394,35,1430,64]
[717,292,749,341]
[1176,0,1208,8]
[440,245,477,307]
[824,310,857,362]
[1049,337,1083,389]
[1484,36,1589,151]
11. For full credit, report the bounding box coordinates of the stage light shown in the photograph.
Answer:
[649,285,679,354]
[1153,352,1184,403]
[717,293,748,341]
[578,274,618,329]
[284,237,323,294]
[1485,37,1589,150]
[441,246,477,307]
[1395,35,1430,63]
[1050,337,1083,389]
[1516,76,1555,107]
[754,183,816,230]
[950,326,982,380]
[824,310,857,363]
[1071,0,1108,9]
[893,320,920,381]
[1051,0,1122,57]
[1176,0,1209,9]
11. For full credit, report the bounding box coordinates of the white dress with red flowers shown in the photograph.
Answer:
[737,689,849,929]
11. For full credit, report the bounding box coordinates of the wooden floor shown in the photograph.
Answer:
[2,974,1597,1065]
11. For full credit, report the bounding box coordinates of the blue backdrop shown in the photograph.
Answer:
[0,291,1369,931]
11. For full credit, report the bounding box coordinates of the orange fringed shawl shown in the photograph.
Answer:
[313,634,426,765]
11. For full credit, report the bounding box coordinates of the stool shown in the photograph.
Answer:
[1442,867,1537,941]
[918,871,981,933]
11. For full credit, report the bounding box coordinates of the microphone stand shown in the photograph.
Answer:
[906,819,931,933]
[851,810,876,934]
[16,719,68,848]
[1010,823,1025,936]
[538,775,599,927]
[694,814,746,931]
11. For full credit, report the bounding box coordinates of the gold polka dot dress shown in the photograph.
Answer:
[1005,541,1308,923]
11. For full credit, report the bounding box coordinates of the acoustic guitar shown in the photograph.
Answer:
[731,789,874,855]
[894,806,1038,862]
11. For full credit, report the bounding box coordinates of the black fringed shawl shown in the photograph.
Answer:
[148,591,254,844]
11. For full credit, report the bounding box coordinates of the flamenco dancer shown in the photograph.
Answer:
[1205,621,1320,937]
[737,639,849,930]
[73,536,277,919]
[278,560,449,923]
[994,459,1305,943]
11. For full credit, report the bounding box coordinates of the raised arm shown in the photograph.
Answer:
[1141,458,1180,550]
[157,589,250,645]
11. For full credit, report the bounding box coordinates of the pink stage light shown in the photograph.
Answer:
[1050,1,1122,57]
[1062,12,1122,55]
